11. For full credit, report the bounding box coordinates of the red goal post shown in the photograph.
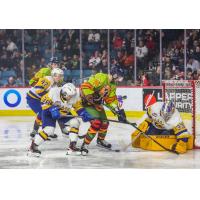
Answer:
[162,80,200,149]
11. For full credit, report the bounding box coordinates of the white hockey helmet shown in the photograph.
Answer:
[51,68,64,83]
[160,101,175,122]
[61,83,77,101]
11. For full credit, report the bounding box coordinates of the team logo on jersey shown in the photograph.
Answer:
[3,89,21,107]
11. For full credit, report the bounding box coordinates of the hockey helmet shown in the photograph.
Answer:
[51,68,64,83]
[110,66,124,82]
[50,57,59,64]
[61,83,77,101]
[49,57,59,69]
[160,101,175,122]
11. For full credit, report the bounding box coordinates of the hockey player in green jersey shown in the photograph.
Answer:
[29,57,59,86]
[77,67,127,155]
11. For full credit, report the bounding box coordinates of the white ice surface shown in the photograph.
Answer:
[0,116,200,169]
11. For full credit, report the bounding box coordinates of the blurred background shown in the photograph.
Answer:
[0,29,199,87]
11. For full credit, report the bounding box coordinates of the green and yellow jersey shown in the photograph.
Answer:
[29,67,51,86]
[80,73,118,109]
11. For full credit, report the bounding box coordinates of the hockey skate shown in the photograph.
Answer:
[66,142,81,155]
[27,140,41,157]
[97,138,112,149]
[47,134,58,141]
[81,143,89,156]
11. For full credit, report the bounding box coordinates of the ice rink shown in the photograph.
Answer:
[0,116,200,169]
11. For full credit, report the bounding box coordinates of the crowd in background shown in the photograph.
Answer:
[0,29,200,87]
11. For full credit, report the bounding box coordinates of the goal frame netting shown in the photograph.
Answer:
[162,80,200,149]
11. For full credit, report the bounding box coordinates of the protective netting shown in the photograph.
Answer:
[163,80,200,148]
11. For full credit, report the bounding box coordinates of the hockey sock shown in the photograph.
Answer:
[33,120,40,131]
[69,127,79,142]
[84,127,97,145]
[97,130,107,140]
[97,122,109,140]
[34,130,47,146]
[33,117,42,131]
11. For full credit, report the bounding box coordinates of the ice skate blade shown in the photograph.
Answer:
[81,151,88,156]
[96,144,120,152]
[66,150,82,156]
[27,150,41,158]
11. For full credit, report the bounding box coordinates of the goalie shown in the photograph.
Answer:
[131,101,193,154]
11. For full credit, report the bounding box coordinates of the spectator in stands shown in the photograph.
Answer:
[124,30,134,53]
[89,51,101,69]
[171,67,184,80]
[6,38,18,52]
[26,64,37,80]
[32,46,41,66]
[141,73,150,86]
[186,68,193,80]
[136,40,148,69]
[4,76,17,87]
[193,46,200,62]
[72,38,80,55]
[187,56,200,72]
[64,44,73,59]
[113,31,123,50]
[25,51,34,68]
[151,65,161,85]
[71,54,79,69]
[88,30,100,43]
[98,58,108,73]
[192,70,198,80]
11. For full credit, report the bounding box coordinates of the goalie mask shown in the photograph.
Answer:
[160,101,175,122]
[61,83,77,101]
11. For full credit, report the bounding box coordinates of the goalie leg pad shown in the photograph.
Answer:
[131,120,149,148]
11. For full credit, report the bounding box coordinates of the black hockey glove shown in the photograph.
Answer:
[116,108,127,123]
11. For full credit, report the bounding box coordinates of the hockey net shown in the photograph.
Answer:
[162,80,200,149]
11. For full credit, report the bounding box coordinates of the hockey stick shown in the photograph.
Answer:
[121,131,143,151]
[62,114,136,126]
[122,91,155,151]
[103,104,179,154]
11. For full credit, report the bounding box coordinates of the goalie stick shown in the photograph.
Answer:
[121,91,155,151]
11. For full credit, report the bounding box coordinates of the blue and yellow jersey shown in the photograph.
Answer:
[41,87,83,115]
[145,102,190,138]
[27,76,54,100]
[29,67,51,86]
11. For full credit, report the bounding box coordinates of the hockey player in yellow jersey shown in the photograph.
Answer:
[131,101,193,154]
[28,83,89,156]
[26,68,64,138]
